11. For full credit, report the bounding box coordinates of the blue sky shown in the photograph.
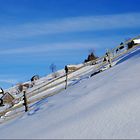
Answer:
[0,0,140,89]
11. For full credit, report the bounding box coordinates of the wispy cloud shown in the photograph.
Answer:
[0,79,17,84]
[0,12,140,40]
[0,33,136,55]
[0,42,100,55]
[0,75,19,85]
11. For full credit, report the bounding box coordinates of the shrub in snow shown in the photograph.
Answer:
[84,52,98,64]
[127,40,135,50]
[17,83,31,93]
[31,75,40,86]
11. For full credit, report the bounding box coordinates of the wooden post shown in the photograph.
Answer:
[65,66,68,89]
[106,50,112,68]
[23,90,28,112]
[65,73,68,89]
[109,51,112,68]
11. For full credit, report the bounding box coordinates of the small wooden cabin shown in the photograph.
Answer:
[1,92,15,106]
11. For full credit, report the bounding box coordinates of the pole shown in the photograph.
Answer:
[108,51,112,68]
[23,90,28,112]
[106,50,112,68]
[65,66,68,89]
[65,73,68,89]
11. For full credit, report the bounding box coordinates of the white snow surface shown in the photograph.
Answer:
[0,48,140,139]
[134,38,140,44]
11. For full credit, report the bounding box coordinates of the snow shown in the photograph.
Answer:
[134,39,140,44]
[0,46,140,139]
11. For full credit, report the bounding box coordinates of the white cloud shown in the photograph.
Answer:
[0,34,137,55]
[0,33,139,55]
[0,79,17,84]
[0,42,101,55]
[0,78,18,85]
[0,13,140,39]
[0,75,19,84]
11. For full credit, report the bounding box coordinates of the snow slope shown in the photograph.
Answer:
[0,47,140,139]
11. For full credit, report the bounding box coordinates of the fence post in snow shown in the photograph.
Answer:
[65,65,68,89]
[23,90,29,112]
[106,50,112,68]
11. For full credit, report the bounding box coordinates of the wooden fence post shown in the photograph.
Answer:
[65,66,68,89]
[106,50,112,68]
[65,73,68,89]
[23,90,28,112]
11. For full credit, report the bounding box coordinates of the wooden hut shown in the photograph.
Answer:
[1,92,15,106]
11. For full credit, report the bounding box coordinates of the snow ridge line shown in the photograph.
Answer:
[0,36,140,123]
[13,35,140,102]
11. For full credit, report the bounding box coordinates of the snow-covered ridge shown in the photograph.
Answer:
[0,36,140,115]
[0,36,140,138]
[0,41,140,139]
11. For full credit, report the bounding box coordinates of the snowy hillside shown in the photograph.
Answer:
[0,45,140,139]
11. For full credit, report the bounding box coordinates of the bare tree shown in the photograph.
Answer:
[88,48,95,54]
[49,63,57,73]
[49,63,59,78]
[84,49,98,63]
